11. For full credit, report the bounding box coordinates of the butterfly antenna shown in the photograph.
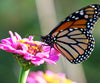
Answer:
[25,34,42,38]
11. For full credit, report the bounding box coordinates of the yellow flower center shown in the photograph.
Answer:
[44,73,72,83]
[17,40,42,55]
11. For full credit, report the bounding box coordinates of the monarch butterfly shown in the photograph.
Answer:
[41,4,100,64]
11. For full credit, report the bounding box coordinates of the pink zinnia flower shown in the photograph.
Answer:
[27,70,76,83]
[0,31,60,65]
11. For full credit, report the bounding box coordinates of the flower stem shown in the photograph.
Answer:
[18,67,30,83]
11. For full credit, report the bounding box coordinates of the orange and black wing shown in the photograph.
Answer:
[52,4,100,64]
[41,4,100,64]
[50,4,100,64]
[50,4,100,36]
[53,28,94,63]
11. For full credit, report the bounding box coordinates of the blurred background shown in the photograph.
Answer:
[0,0,100,83]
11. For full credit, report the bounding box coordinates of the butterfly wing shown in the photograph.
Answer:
[52,4,100,64]
[53,28,94,63]
[50,4,100,36]
[41,4,100,64]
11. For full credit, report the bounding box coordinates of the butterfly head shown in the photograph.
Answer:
[41,35,55,47]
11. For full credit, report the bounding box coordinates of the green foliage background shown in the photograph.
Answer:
[0,0,100,83]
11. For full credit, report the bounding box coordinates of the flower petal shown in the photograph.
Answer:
[15,32,22,40]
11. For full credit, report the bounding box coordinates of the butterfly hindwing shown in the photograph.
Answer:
[53,28,94,63]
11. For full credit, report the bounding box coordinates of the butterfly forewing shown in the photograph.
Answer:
[41,4,100,64]
[50,4,100,35]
